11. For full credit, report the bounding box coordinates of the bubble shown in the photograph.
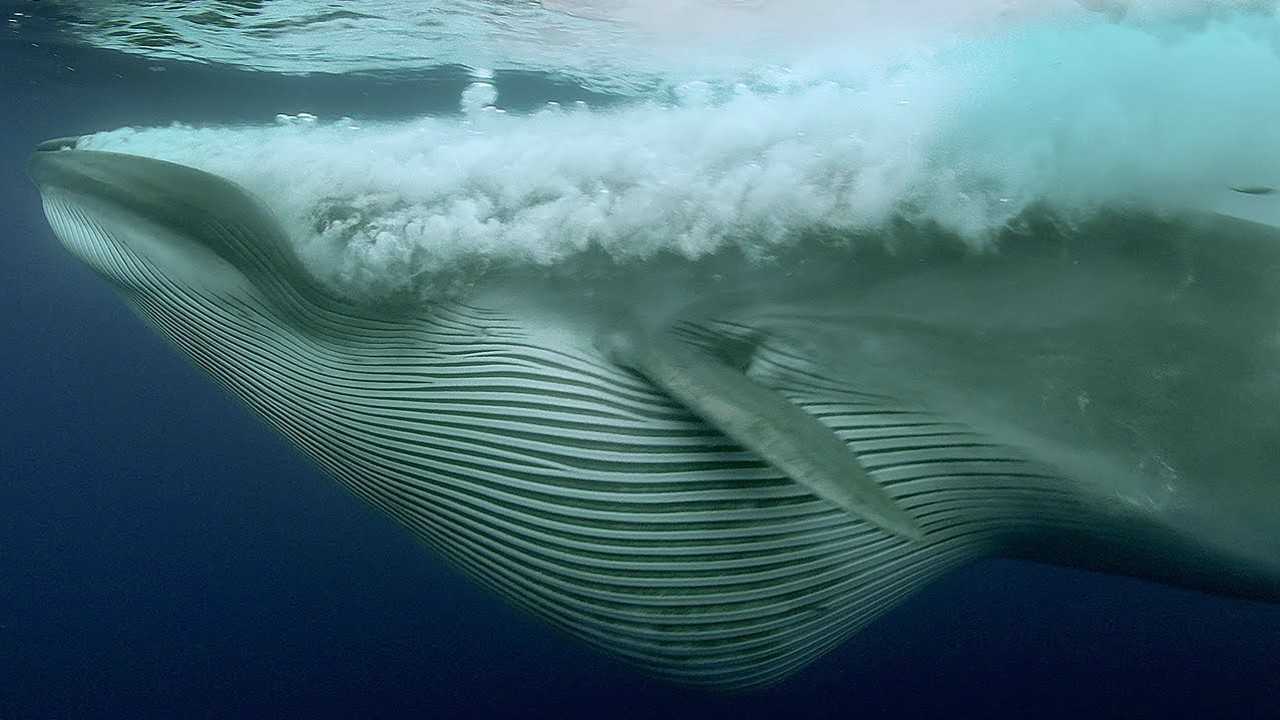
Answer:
[460,82,499,115]
[75,11,1280,304]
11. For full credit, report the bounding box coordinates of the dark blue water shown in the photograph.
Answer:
[2,11,1279,720]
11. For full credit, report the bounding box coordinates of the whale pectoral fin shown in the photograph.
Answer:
[604,329,924,542]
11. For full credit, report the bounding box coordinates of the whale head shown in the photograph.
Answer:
[29,141,1280,687]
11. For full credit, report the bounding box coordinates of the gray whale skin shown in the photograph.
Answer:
[29,142,1280,688]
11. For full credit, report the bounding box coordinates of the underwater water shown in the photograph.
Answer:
[3,1,1280,717]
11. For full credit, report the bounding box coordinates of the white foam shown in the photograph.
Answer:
[460,83,499,115]
[76,9,1280,303]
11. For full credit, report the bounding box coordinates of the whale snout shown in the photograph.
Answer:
[33,135,82,153]
[28,140,87,191]
[28,144,341,316]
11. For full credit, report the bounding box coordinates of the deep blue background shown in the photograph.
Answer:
[2,8,1279,719]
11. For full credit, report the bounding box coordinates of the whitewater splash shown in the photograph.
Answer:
[64,2,1280,303]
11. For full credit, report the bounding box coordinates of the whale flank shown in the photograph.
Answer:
[29,147,1280,687]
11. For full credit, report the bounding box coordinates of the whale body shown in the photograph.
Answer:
[28,143,1280,688]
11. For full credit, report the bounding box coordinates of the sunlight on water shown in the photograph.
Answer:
[48,1,1279,89]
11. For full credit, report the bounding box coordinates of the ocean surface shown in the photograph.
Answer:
[3,1,1280,717]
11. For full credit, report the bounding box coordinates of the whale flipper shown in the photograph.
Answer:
[603,328,924,541]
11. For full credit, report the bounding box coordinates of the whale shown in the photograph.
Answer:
[28,142,1280,688]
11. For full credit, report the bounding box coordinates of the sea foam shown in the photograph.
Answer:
[76,5,1280,303]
